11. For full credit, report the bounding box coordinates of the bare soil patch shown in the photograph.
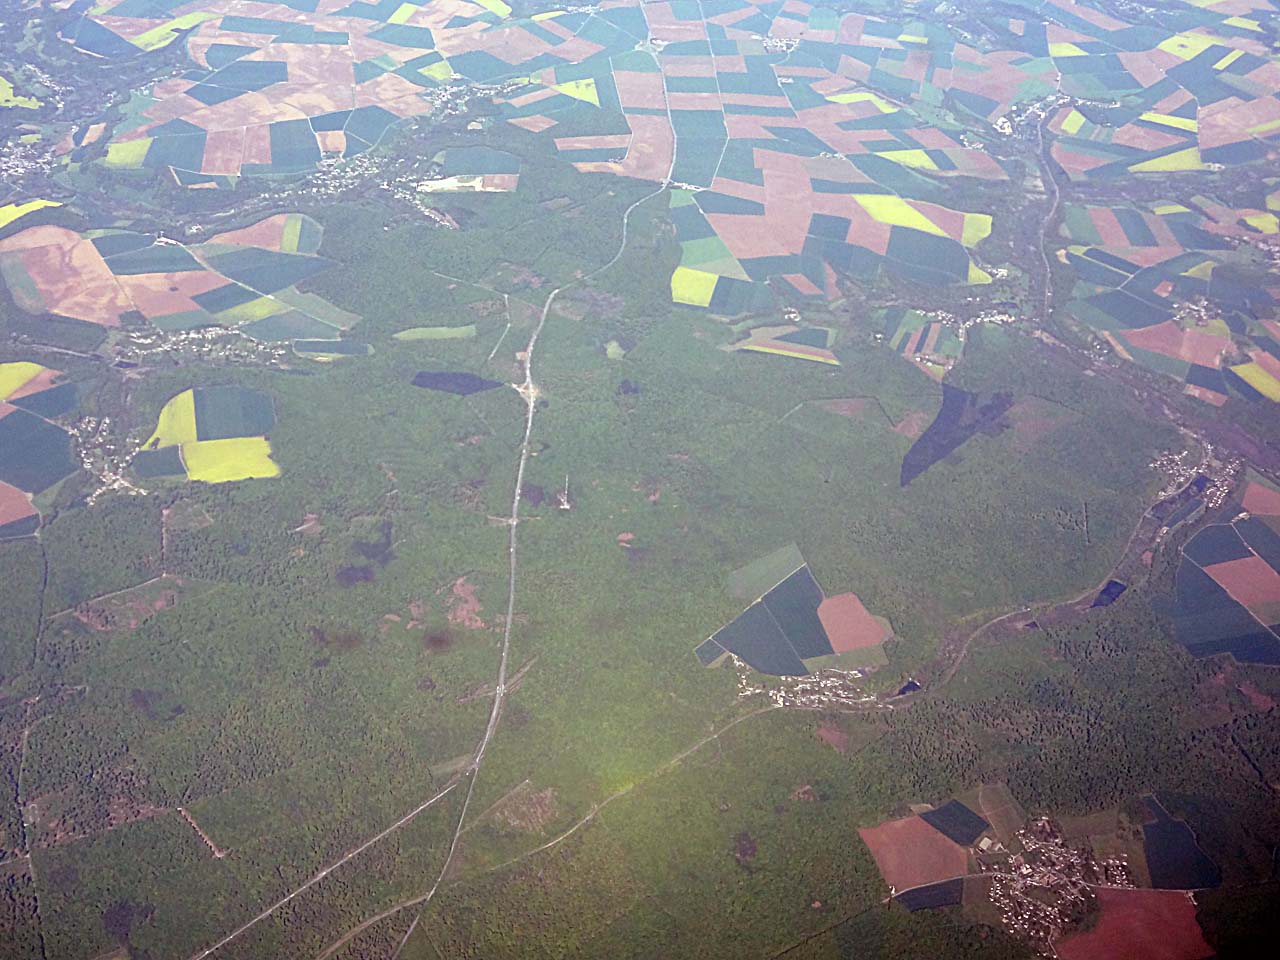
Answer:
[1056,888,1212,960]
[892,410,929,439]
[444,576,486,630]
[817,398,868,418]
[858,815,969,891]
[1204,555,1280,614]
[815,723,849,754]
[0,481,37,526]
[1242,481,1280,516]
[818,593,890,652]
[488,781,558,834]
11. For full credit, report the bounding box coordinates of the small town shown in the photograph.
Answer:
[109,325,290,370]
[66,413,147,506]
[1150,440,1239,512]
[732,655,878,709]
[980,817,1134,954]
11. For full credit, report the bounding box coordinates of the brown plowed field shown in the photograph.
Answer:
[1204,555,1280,612]
[1242,481,1280,516]
[858,815,968,892]
[0,480,37,527]
[1122,321,1226,366]
[209,214,289,250]
[1057,889,1212,960]
[818,593,889,652]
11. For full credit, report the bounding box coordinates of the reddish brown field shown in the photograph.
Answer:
[0,480,37,527]
[902,326,926,355]
[818,593,889,652]
[548,35,606,65]
[555,133,631,152]
[897,49,930,84]
[201,127,246,175]
[509,115,557,133]
[576,116,670,180]
[910,127,956,151]
[858,815,969,892]
[275,44,356,87]
[1184,383,1227,406]
[1122,321,1226,367]
[666,92,724,110]
[1069,2,1128,30]
[614,70,667,110]
[851,216,893,256]
[1052,145,1109,178]
[921,323,942,354]
[1251,346,1280,383]
[210,214,289,250]
[1057,889,1212,960]
[1205,554,1280,612]
[662,58,717,78]
[783,273,823,296]
[1117,50,1167,88]
[505,85,559,110]
[1242,481,1280,516]
[917,202,966,243]
[1114,121,1186,152]
[0,226,129,326]
[1089,207,1130,247]
[242,123,273,165]
[483,28,553,65]
[644,3,708,41]
[118,271,226,319]
[1201,96,1280,150]
[1123,245,1186,268]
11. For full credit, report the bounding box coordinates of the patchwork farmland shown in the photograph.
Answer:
[697,543,892,675]
[1162,474,1280,663]
[859,797,991,894]
[58,0,1280,319]
[133,385,280,482]
[1060,197,1280,403]
[0,214,357,343]
[0,361,78,536]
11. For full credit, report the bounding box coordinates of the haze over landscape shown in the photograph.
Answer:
[3,0,1280,957]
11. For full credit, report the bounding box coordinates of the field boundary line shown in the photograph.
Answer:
[187,781,457,960]
[43,573,171,620]
[1179,548,1280,644]
[313,703,781,958]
